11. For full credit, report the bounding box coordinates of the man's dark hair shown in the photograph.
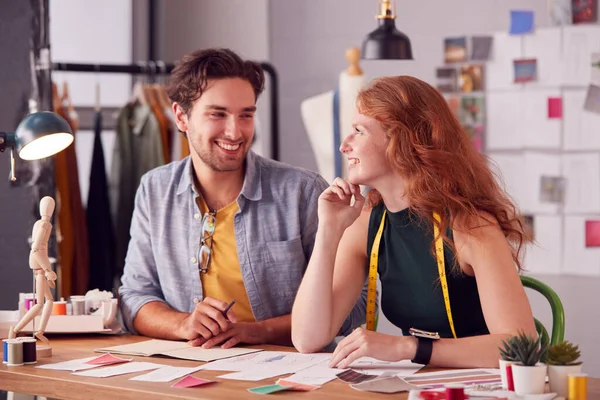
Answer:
[167,48,265,114]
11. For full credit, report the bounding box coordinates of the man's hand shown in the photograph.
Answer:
[176,297,238,341]
[189,321,267,349]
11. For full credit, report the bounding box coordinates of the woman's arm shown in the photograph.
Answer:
[292,183,371,353]
[329,212,537,369]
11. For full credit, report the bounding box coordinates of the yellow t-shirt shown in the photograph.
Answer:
[196,197,255,322]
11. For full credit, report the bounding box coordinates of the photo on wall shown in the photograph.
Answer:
[521,214,535,241]
[585,220,600,247]
[539,176,566,203]
[514,59,538,83]
[459,64,484,92]
[444,37,467,63]
[592,53,600,85]
[436,67,458,93]
[460,96,485,152]
[572,0,597,23]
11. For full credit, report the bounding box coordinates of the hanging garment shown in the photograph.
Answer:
[109,101,164,278]
[86,111,116,292]
[54,99,90,298]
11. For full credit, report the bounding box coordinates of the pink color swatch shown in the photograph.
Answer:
[85,353,132,366]
[548,97,563,119]
[172,375,216,388]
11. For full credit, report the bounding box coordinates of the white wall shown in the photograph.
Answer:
[156,0,273,159]
[49,0,132,206]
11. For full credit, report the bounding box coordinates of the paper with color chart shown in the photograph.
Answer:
[73,362,164,378]
[36,356,103,372]
[563,89,600,150]
[523,216,562,275]
[522,28,562,87]
[283,364,348,386]
[509,10,534,35]
[351,376,419,393]
[485,32,523,90]
[561,25,600,86]
[563,216,600,276]
[403,368,502,388]
[129,365,204,382]
[562,153,600,213]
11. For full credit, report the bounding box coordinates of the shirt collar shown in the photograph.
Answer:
[176,150,262,201]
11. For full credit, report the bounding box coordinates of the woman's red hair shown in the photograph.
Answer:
[358,76,529,270]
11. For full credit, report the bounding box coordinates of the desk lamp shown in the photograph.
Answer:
[0,111,74,181]
[361,0,413,60]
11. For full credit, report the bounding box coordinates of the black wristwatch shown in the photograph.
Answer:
[411,336,434,365]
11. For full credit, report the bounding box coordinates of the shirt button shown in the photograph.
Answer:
[191,257,197,263]
[194,213,200,220]
[193,297,200,304]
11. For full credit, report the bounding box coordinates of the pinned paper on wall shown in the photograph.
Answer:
[563,216,600,276]
[572,0,597,23]
[583,84,600,114]
[524,152,561,214]
[539,176,566,203]
[562,153,600,213]
[471,36,493,61]
[585,220,600,247]
[510,10,535,35]
[591,53,600,84]
[523,215,562,275]
[562,26,600,86]
[548,0,572,25]
[444,37,467,63]
[548,97,563,118]
[436,67,458,93]
[514,59,538,82]
[563,89,600,150]
[459,64,484,92]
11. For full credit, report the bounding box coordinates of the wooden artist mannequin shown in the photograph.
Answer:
[301,47,366,184]
[9,196,57,346]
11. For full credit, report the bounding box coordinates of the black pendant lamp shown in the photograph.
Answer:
[361,0,413,60]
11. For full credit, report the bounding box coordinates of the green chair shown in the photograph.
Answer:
[520,275,565,347]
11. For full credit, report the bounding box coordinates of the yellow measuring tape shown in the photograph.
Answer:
[365,210,457,339]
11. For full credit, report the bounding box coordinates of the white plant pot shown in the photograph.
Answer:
[498,359,515,389]
[548,363,583,398]
[512,364,547,396]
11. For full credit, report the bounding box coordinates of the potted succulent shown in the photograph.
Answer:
[498,336,518,389]
[500,331,548,395]
[546,341,583,398]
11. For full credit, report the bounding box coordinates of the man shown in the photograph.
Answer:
[119,48,367,349]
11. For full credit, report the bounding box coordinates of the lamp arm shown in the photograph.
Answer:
[0,132,17,153]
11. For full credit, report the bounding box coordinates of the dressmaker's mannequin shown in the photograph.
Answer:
[301,47,366,184]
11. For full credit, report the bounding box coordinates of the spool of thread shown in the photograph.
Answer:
[52,300,67,315]
[445,384,465,400]
[568,373,588,400]
[2,339,9,364]
[6,339,24,366]
[24,298,37,311]
[70,296,86,315]
[18,337,37,364]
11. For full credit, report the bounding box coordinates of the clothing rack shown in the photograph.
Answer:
[51,61,280,161]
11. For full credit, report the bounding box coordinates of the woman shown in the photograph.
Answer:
[291,76,536,369]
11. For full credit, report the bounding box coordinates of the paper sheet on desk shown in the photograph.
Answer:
[37,356,101,372]
[347,357,424,377]
[202,351,330,372]
[73,362,164,378]
[130,365,204,382]
[283,364,348,386]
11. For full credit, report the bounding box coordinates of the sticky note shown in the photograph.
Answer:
[548,97,563,118]
[247,384,292,395]
[85,353,132,366]
[171,375,215,388]
[510,10,534,34]
[585,220,600,247]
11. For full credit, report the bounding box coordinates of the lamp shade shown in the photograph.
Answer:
[16,111,74,160]
[361,19,413,60]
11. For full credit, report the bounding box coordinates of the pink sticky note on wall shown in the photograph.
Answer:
[585,220,600,247]
[548,97,562,119]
